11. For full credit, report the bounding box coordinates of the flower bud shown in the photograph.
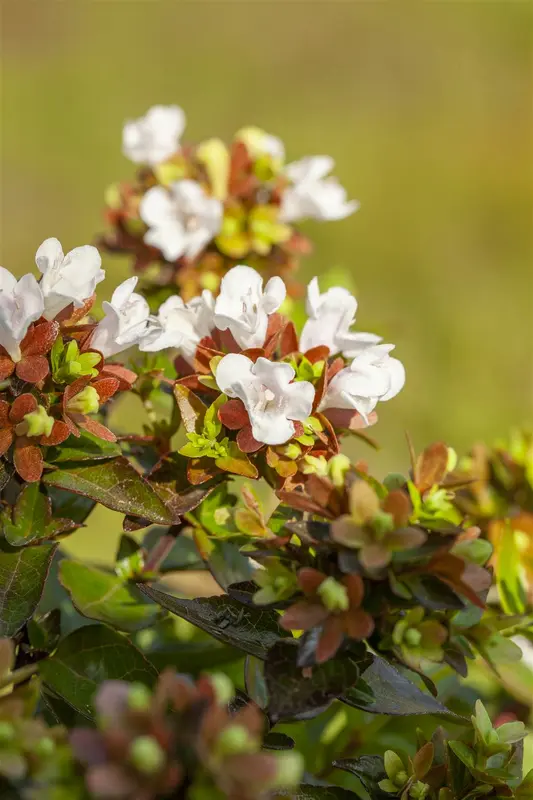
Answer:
[328,454,351,488]
[318,577,349,612]
[215,724,255,757]
[301,455,329,477]
[24,405,54,438]
[66,385,99,415]
[208,672,234,706]
[127,683,152,712]
[34,736,56,758]
[404,628,422,647]
[196,138,229,200]
[129,735,165,775]
[270,751,305,789]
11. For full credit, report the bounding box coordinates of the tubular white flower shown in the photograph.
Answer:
[122,105,185,166]
[300,277,381,356]
[140,180,223,262]
[0,270,44,361]
[279,155,359,223]
[216,354,315,446]
[319,343,405,422]
[35,237,105,321]
[90,277,151,358]
[140,289,215,363]
[214,265,286,350]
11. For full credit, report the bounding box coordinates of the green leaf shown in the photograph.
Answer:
[137,636,240,674]
[43,457,172,524]
[333,755,389,799]
[496,523,527,615]
[137,584,286,659]
[142,528,202,572]
[3,483,80,546]
[0,544,57,637]
[274,785,358,798]
[216,442,259,479]
[146,453,224,523]
[342,655,466,722]
[59,560,162,632]
[27,609,61,652]
[245,654,269,709]
[39,624,157,719]
[265,640,361,723]
[46,429,122,463]
[196,482,238,536]
[204,540,254,591]
[47,487,96,525]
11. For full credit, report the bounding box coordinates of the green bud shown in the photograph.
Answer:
[24,405,54,438]
[271,751,305,789]
[283,443,301,460]
[34,736,56,758]
[410,781,430,799]
[446,447,457,473]
[200,271,220,293]
[216,724,255,757]
[328,454,351,488]
[301,455,329,477]
[372,510,394,537]
[0,721,15,745]
[127,683,152,712]
[404,628,423,647]
[396,770,409,786]
[66,385,99,415]
[129,735,165,776]
[318,577,349,612]
[208,673,234,706]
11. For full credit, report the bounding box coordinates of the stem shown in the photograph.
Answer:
[0,662,40,691]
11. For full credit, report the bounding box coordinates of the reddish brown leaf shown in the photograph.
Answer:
[16,355,49,383]
[415,442,449,493]
[240,348,265,363]
[218,398,248,430]
[99,363,136,391]
[9,393,37,423]
[344,574,365,607]
[0,400,10,428]
[297,567,326,595]
[305,345,330,364]
[276,489,335,519]
[0,356,14,380]
[187,457,220,485]
[57,295,95,325]
[13,438,44,482]
[0,428,13,456]
[327,357,345,381]
[316,616,344,663]
[78,417,117,442]
[21,321,59,357]
[41,420,70,446]
[383,490,411,527]
[236,425,263,453]
[279,602,329,632]
[217,328,240,354]
[279,321,299,357]
[343,608,375,640]
[173,355,194,378]
[93,377,120,404]
[413,742,434,780]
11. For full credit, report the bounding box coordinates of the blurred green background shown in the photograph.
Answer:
[1,1,532,562]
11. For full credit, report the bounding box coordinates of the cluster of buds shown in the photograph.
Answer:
[99,104,358,300]
[144,264,405,488]
[70,670,303,800]
[0,238,139,482]
[372,700,529,798]
[234,442,494,667]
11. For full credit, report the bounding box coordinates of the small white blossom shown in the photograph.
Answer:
[140,290,215,363]
[319,343,405,422]
[90,277,150,358]
[279,155,359,223]
[214,265,286,350]
[35,237,105,321]
[0,270,44,361]
[216,354,314,446]
[300,277,381,356]
[122,105,185,166]
[140,180,223,262]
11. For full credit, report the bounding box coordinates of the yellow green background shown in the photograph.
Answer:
[1,1,531,561]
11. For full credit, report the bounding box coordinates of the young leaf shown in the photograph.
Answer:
[3,483,80,546]
[342,655,466,722]
[264,640,361,723]
[59,560,163,632]
[496,522,527,615]
[39,624,157,719]
[43,457,172,524]
[137,584,286,659]
[173,383,206,433]
[0,543,57,637]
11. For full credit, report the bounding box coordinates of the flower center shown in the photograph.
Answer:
[185,214,200,232]
[253,385,282,415]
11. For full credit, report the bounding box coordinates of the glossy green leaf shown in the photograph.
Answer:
[342,655,466,722]
[0,543,57,637]
[265,640,361,723]
[274,785,358,798]
[47,487,96,525]
[333,755,389,799]
[3,483,80,546]
[46,429,122,463]
[43,457,172,524]
[204,540,254,591]
[39,624,157,719]
[59,560,162,632]
[138,584,285,659]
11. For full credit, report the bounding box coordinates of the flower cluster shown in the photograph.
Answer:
[100,104,358,300]
[0,238,138,481]
[137,264,405,487]
[71,670,303,800]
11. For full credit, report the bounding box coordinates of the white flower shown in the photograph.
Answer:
[90,277,151,358]
[35,237,105,321]
[279,155,359,223]
[140,290,215,362]
[300,277,381,356]
[140,180,223,262]
[236,126,285,163]
[319,344,405,422]
[216,354,315,446]
[214,265,286,350]
[122,105,185,166]
[0,270,44,361]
